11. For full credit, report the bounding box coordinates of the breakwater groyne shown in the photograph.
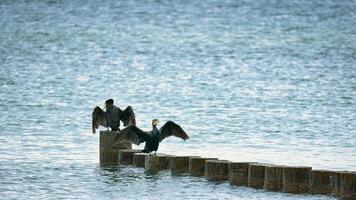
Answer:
[100,131,355,199]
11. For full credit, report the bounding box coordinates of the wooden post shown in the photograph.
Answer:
[100,131,132,165]
[145,154,173,171]
[189,157,218,176]
[171,156,199,174]
[264,165,284,191]
[205,160,230,181]
[282,166,312,193]
[340,171,356,200]
[332,171,350,197]
[248,163,267,189]
[118,149,139,165]
[229,162,256,186]
[133,153,149,167]
[309,170,332,194]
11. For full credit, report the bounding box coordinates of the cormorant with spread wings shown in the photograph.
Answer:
[91,99,136,134]
[112,119,189,154]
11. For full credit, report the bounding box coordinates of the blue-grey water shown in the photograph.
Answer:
[1,0,355,199]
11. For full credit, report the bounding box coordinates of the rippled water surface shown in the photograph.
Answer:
[1,0,355,199]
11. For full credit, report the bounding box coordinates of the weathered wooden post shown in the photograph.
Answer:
[145,154,173,171]
[118,149,139,165]
[171,156,199,174]
[264,165,284,191]
[309,170,332,194]
[248,163,267,189]
[205,160,230,181]
[332,171,348,197]
[189,157,218,176]
[100,131,132,165]
[282,166,312,193]
[229,162,256,186]
[133,153,149,167]
[340,171,356,200]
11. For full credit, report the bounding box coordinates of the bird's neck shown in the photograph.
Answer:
[152,126,159,134]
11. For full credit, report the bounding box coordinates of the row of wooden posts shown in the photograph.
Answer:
[100,131,355,200]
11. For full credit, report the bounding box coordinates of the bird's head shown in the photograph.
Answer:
[152,119,159,127]
[105,99,114,109]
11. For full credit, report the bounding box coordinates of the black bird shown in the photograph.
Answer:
[92,99,136,134]
[112,119,189,154]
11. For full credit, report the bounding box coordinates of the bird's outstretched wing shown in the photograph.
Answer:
[113,125,149,146]
[120,106,136,126]
[159,121,189,142]
[92,106,107,134]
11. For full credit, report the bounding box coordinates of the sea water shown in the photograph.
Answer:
[0,0,355,199]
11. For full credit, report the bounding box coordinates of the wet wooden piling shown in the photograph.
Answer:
[205,160,230,181]
[340,171,356,200]
[228,162,255,186]
[97,136,355,198]
[282,166,312,193]
[145,154,173,171]
[188,157,218,176]
[309,170,332,194]
[248,163,267,189]
[264,165,284,191]
[171,156,199,174]
[133,153,149,167]
[332,171,348,197]
[118,149,139,165]
[100,131,131,165]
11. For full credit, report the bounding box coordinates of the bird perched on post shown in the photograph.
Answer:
[112,119,189,154]
[91,99,136,134]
